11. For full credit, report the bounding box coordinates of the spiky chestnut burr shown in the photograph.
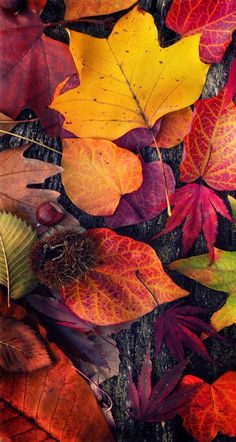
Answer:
[29,228,97,288]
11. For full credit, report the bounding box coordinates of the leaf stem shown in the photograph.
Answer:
[0,129,62,156]
[0,234,10,308]
[69,363,113,412]
[0,117,39,124]
[151,134,172,217]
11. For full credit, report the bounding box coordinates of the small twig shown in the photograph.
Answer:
[0,129,62,156]
[0,117,39,124]
[151,133,172,217]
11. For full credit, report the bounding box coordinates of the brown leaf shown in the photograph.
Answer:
[0,146,62,225]
[0,316,52,372]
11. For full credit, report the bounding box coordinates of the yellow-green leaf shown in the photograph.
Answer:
[51,7,209,140]
[0,212,37,300]
[169,248,236,330]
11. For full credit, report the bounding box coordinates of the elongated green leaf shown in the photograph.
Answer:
[0,212,37,299]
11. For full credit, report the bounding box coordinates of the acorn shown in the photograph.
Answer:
[0,0,25,12]
[29,228,97,288]
[36,202,65,226]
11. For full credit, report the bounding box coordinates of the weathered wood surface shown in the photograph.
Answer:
[1,1,236,440]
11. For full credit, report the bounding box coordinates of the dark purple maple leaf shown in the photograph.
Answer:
[127,345,198,422]
[154,302,218,362]
[152,183,232,261]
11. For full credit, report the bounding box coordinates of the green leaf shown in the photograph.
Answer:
[0,212,37,300]
[169,248,236,330]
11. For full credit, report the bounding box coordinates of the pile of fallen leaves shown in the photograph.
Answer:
[0,0,235,441]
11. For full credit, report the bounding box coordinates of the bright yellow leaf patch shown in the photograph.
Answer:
[51,7,209,140]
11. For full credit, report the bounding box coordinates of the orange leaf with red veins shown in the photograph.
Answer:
[180,60,236,190]
[179,372,236,442]
[61,138,143,216]
[0,342,114,441]
[153,107,193,148]
[64,0,136,20]
[166,0,236,63]
[60,228,188,325]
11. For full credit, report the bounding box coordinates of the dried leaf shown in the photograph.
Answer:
[64,0,136,20]
[0,146,62,225]
[27,293,93,333]
[155,183,232,261]
[104,160,175,228]
[180,60,236,190]
[0,7,76,135]
[0,342,114,441]
[179,372,236,441]
[127,347,197,422]
[228,195,236,223]
[60,228,188,325]
[153,107,193,148]
[166,0,236,63]
[169,248,236,330]
[0,212,37,300]
[154,301,217,362]
[51,7,209,141]
[0,112,16,135]
[61,138,143,216]
[0,316,52,372]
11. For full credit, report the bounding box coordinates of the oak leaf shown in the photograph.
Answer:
[51,6,209,141]
[154,184,232,261]
[0,212,37,300]
[154,302,217,362]
[104,160,175,228]
[169,248,236,330]
[127,345,197,422]
[0,7,76,136]
[166,0,236,63]
[0,342,114,441]
[0,146,62,225]
[179,372,236,441]
[180,60,236,191]
[60,228,188,325]
[61,138,143,216]
[64,0,136,20]
[0,316,52,372]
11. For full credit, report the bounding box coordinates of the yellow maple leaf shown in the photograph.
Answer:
[51,6,209,141]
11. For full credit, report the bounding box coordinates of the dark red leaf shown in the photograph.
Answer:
[0,7,76,136]
[127,346,196,422]
[154,302,218,362]
[154,183,232,260]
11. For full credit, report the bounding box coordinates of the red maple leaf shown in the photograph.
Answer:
[180,60,236,191]
[154,184,231,261]
[154,301,218,362]
[127,345,198,422]
[0,6,76,136]
[166,0,236,63]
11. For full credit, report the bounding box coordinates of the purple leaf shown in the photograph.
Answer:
[127,345,194,422]
[154,302,218,362]
[27,294,93,333]
[105,161,175,228]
